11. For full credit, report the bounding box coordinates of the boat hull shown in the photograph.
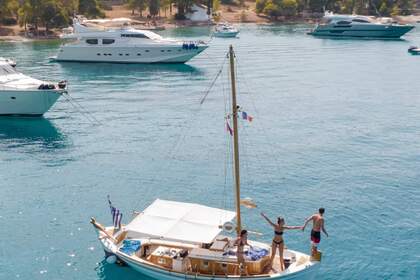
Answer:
[214,31,240,38]
[309,24,413,38]
[56,45,207,64]
[0,89,63,116]
[117,252,319,280]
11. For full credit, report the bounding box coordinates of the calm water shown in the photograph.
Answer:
[1,24,420,280]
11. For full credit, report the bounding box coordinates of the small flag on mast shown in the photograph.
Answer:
[226,121,233,136]
[241,111,253,122]
[107,195,123,229]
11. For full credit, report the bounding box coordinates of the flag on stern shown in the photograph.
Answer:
[107,195,123,228]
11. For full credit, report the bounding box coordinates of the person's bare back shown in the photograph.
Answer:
[312,214,323,232]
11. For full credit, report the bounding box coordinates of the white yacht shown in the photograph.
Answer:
[214,23,239,38]
[56,17,208,64]
[0,58,66,116]
[309,12,414,38]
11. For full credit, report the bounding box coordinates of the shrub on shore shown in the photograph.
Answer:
[256,0,416,18]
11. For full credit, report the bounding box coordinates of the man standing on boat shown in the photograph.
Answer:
[302,208,328,257]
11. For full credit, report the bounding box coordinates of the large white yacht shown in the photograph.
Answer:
[0,58,66,116]
[309,12,414,38]
[56,17,208,63]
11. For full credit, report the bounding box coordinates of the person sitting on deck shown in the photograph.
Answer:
[261,212,302,271]
[234,229,251,275]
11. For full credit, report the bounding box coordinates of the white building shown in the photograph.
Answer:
[185,4,211,22]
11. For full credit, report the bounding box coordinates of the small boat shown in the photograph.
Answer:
[0,58,67,116]
[309,11,414,39]
[56,16,207,64]
[214,23,239,38]
[90,46,320,280]
[408,46,420,55]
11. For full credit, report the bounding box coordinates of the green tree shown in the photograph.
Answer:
[263,0,280,18]
[280,0,297,16]
[174,0,193,19]
[307,0,325,12]
[78,0,105,18]
[41,0,68,31]
[397,0,414,15]
[256,0,267,13]
[161,0,172,16]
[149,0,160,16]
[129,0,147,16]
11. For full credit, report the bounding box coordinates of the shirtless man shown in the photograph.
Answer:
[302,208,328,256]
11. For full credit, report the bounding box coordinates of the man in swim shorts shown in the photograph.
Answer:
[302,208,328,257]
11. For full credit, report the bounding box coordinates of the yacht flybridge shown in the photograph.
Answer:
[309,11,414,38]
[56,17,208,63]
[90,46,320,279]
[0,58,66,116]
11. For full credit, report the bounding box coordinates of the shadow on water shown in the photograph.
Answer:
[55,62,204,78]
[95,260,153,280]
[0,117,68,149]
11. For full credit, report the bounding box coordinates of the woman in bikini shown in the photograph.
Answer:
[234,229,251,275]
[261,212,302,271]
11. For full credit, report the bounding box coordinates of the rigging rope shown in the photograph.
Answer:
[62,91,102,125]
[199,53,228,105]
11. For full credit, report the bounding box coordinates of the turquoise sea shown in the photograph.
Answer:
[1,24,420,280]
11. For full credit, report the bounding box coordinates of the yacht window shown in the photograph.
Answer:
[125,54,129,56]
[352,19,370,23]
[337,21,351,25]
[161,50,165,52]
[97,53,101,56]
[137,53,141,56]
[145,50,150,52]
[121,33,149,39]
[0,65,18,75]
[86,39,98,45]
[119,53,123,56]
[102,39,115,44]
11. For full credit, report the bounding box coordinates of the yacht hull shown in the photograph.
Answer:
[0,90,63,116]
[116,252,319,280]
[310,24,413,38]
[214,31,240,38]
[97,237,319,280]
[56,45,207,64]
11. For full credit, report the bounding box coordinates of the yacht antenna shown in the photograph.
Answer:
[228,45,242,235]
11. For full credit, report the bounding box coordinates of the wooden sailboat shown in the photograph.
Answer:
[90,46,320,279]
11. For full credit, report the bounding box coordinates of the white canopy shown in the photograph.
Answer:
[126,199,236,244]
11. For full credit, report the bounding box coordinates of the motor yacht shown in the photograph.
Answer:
[214,23,239,38]
[0,58,66,116]
[55,17,208,64]
[309,12,414,38]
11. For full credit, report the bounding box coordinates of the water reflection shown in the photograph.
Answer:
[95,260,153,280]
[0,117,68,150]
[56,62,203,78]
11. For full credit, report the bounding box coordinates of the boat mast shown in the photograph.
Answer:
[228,45,242,235]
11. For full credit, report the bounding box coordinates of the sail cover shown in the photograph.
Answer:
[125,199,236,244]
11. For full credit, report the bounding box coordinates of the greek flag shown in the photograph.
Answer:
[107,195,123,228]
